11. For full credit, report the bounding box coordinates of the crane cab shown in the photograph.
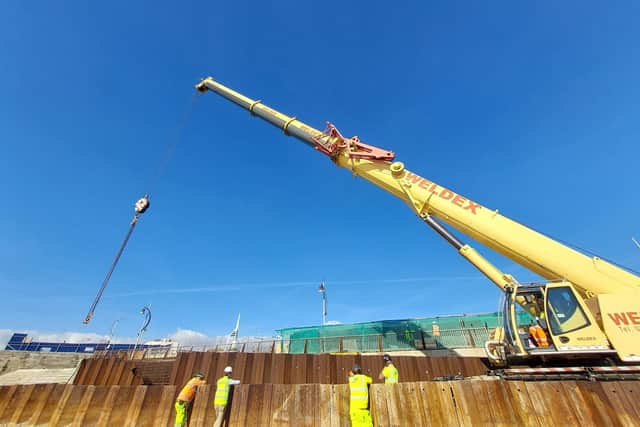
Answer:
[489,281,613,366]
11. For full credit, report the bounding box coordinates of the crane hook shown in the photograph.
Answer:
[135,195,150,215]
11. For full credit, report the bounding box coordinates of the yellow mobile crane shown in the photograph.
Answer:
[195,77,640,374]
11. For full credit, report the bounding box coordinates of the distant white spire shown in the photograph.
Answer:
[226,313,240,350]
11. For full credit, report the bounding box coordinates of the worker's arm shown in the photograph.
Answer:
[378,368,385,381]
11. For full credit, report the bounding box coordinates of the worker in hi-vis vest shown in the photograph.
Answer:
[213,366,241,427]
[175,372,206,427]
[348,364,373,427]
[378,354,399,384]
[529,319,550,347]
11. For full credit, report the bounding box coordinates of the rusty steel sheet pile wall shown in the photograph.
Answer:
[73,357,143,386]
[71,352,488,387]
[229,381,640,427]
[169,352,489,387]
[227,383,351,427]
[370,380,640,427]
[0,384,177,426]
[73,358,175,386]
[2,380,640,426]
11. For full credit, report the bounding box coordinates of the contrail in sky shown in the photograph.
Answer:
[107,275,482,297]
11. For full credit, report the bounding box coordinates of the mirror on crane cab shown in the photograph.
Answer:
[505,282,610,358]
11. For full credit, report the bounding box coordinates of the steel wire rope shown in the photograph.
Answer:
[144,92,199,195]
[83,93,199,324]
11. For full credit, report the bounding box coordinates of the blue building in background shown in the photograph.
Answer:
[4,333,173,354]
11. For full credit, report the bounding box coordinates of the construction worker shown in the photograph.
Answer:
[529,319,550,347]
[534,297,548,328]
[378,354,399,383]
[537,309,548,330]
[213,366,240,427]
[348,364,373,427]
[175,372,206,427]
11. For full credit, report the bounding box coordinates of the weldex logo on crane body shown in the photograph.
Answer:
[607,312,640,333]
[404,172,481,214]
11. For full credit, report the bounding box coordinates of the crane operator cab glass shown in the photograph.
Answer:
[506,282,610,356]
[509,287,555,352]
[546,287,589,334]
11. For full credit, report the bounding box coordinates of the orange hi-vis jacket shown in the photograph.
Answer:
[529,324,550,347]
[177,377,206,402]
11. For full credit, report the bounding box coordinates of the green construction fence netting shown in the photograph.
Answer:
[276,311,534,354]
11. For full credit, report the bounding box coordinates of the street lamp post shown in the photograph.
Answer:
[106,318,120,351]
[318,282,327,326]
[132,306,152,357]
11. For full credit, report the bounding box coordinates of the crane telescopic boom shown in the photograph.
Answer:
[195,77,640,298]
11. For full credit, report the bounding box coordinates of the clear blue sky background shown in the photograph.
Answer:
[1,1,639,345]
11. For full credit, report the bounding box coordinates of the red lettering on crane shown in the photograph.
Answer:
[608,312,630,326]
[403,173,481,215]
[465,202,480,215]
[406,173,422,184]
[452,195,466,207]
[627,312,640,325]
[418,180,431,190]
[439,190,454,200]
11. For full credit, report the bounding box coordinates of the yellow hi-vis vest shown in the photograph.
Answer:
[349,374,372,410]
[383,364,399,383]
[214,376,232,406]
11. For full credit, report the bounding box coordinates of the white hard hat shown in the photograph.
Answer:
[224,366,233,373]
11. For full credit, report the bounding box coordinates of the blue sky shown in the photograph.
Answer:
[1,1,639,346]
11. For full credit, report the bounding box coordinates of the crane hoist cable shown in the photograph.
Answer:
[82,94,198,325]
[83,196,150,324]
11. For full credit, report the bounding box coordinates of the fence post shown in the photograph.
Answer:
[417,329,426,350]
[378,335,383,352]
[467,329,476,347]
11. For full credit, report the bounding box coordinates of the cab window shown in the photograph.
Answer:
[546,287,590,334]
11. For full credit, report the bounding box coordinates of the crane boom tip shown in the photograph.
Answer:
[195,77,213,93]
